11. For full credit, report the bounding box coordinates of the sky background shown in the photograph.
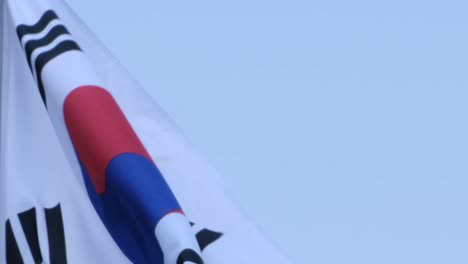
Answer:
[66,1,468,263]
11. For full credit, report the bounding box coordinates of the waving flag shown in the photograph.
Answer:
[0,0,290,263]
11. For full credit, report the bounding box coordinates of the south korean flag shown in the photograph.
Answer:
[1,0,291,263]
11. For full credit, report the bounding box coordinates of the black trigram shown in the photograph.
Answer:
[176,223,223,264]
[5,204,67,264]
[177,248,205,264]
[16,10,82,106]
[190,222,223,252]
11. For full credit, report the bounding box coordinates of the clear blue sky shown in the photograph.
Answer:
[67,0,468,263]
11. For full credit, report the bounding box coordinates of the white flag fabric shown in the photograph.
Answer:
[1,0,290,263]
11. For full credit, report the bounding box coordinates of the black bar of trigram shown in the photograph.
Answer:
[6,220,24,264]
[17,10,59,41]
[177,249,204,264]
[34,40,81,106]
[196,228,223,251]
[24,25,70,70]
[18,208,43,264]
[45,205,67,264]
